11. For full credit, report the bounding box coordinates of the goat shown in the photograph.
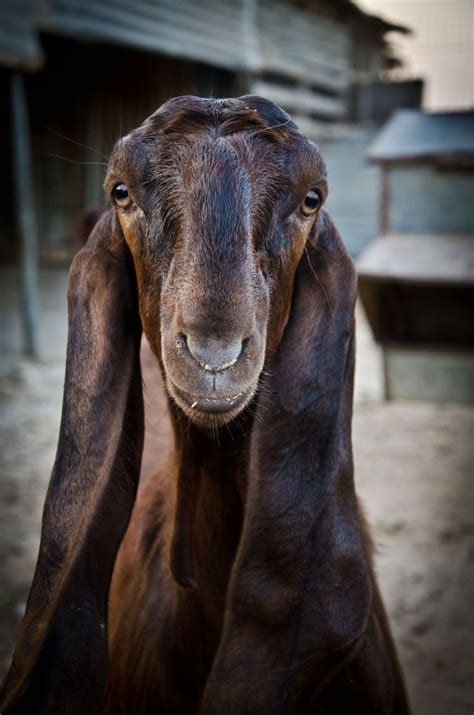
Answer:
[0,96,410,714]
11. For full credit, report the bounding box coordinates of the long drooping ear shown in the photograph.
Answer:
[0,210,144,715]
[202,212,409,714]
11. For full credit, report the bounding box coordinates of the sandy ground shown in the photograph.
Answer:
[0,267,473,714]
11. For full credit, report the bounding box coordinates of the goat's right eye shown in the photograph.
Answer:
[301,190,321,217]
[112,183,132,208]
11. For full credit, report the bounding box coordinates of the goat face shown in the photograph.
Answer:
[104,96,327,427]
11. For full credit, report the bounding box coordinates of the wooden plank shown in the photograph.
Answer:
[357,234,474,287]
[258,0,352,92]
[260,0,350,57]
[241,0,262,72]
[388,166,474,236]
[251,80,346,120]
[380,165,389,234]
[258,55,349,93]
[384,346,474,404]
[10,72,41,358]
[288,115,356,139]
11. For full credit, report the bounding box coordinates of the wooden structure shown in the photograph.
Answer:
[9,73,41,357]
[0,0,406,259]
[0,0,405,355]
[358,110,474,404]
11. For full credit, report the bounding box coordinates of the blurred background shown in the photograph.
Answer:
[0,1,472,712]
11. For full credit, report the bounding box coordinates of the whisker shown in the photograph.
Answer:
[305,244,332,315]
[312,240,342,266]
[87,127,111,153]
[249,118,292,138]
[49,154,108,167]
[46,126,109,160]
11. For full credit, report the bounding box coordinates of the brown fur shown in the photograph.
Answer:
[1,96,410,714]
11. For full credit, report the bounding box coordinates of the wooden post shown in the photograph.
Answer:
[238,0,261,94]
[10,72,41,358]
[380,164,390,235]
[379,167,390,398]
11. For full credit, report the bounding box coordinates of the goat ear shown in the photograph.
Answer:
[0,210,144,715]
[202,213,396,711]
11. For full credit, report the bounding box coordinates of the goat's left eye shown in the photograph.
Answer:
[112,183,132,208]
[301,190,321,217]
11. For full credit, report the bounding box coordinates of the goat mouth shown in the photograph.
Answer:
[169,381,257,423]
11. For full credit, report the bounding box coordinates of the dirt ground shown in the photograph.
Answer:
[0,268,473,714]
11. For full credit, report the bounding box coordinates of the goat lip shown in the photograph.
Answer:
[171,383,255,414]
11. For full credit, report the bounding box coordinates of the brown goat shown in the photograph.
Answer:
[1,96,410,714]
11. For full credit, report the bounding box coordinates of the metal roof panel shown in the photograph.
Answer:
[0,0,399,74]
[368,110,474,162]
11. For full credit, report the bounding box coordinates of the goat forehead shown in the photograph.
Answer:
[159,133,282,175]
[109,122,325,218]
[151,134,289,209]
[189,170,251,252]
[169,142,253,252]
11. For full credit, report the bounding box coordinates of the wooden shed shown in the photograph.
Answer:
[0,0,404,355]
[0,0,406,255]
[358,110,474,404]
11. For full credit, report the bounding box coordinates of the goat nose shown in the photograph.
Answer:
[185,334,243,372]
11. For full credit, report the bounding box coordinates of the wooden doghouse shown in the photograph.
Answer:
[357,110,474,404]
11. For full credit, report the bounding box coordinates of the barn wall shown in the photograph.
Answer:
[1,35,236,261]
[0,70,15,252]
[388,165,474,235]
[318,128,380,256]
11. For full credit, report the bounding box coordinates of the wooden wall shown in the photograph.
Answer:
[318,128,380,257]
[388,165,474,235]
[0,0,396,262]
[1,35,235,261]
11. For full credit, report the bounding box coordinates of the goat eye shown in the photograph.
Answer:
[301,190,321,217]
[112,183,132,208]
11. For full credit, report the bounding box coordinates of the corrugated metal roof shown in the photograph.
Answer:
[368,110,474,162]
[0,0,399,74]
[44,0,255,72]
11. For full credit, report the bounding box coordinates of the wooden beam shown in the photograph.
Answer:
[251,79,346,120]
[10,72,41,358]
[380,165,389,235]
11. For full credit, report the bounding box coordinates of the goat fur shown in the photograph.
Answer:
[1,96,410,715]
